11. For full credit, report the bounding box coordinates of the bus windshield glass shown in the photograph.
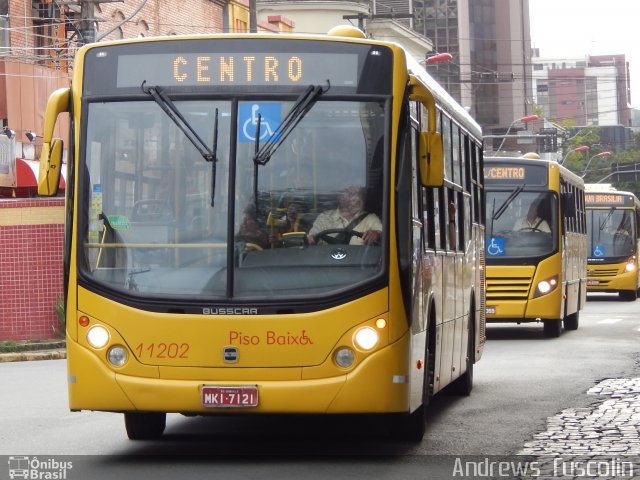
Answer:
[587,208,636,259]
[486,190,558,259]
[80,97,387,300]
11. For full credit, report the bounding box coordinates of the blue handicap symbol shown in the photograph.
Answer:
[239,102,281,143]
[593,245,605,257]
[487,237,505,256]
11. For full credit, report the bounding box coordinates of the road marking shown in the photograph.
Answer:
[597,318,623,324]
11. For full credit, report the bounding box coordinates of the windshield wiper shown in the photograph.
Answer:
[251,81,329,210]
[493,184,526,222]
[489,197,497,238]
[253,81,330,167]
[142,81,219,206]
[599,207,615,232]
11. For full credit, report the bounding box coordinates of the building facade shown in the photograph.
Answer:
[469,0,534,133]
[255,0,434,64]
[532,53,632,128]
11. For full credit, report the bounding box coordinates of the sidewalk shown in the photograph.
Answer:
[0,340,66,362]
[519,377,640,456]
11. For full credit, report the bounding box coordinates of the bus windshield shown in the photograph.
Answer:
[486,190,558,259]
[587,208,636,258]
[81,98,386,300]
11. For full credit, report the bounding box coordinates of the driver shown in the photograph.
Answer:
[513,198,550,233]
[307,185,382,245]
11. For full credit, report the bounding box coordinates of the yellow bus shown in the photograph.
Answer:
[37,26,485,441]
[585,184,640,300]
[484,154,587,337]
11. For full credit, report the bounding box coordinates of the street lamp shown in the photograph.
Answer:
[494,115,539,155]
[2,126,15,139]
[560,145,589,165]
[581,151,612,178]
[25,130,43,143]
[426,52,453,64]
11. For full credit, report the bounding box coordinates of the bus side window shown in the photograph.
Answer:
[436,187,445,250]
[423,188,436,250]
[447,189,457,251]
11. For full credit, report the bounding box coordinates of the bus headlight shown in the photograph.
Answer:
[625,257,636,273]
[354,327,379,350]
[335,347,355,368]
[87,325,110,348]
[107,346,128,367]
[534,275,558,297]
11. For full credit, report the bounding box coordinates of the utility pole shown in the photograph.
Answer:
[79,0,96,44]
[249,0,257,33]
[59,0,123,46]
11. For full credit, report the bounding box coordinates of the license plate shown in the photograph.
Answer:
[587,279,600,286]
[486,305,496,315]
[201,385,258,408]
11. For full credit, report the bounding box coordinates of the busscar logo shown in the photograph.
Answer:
[7,456,73,479]
[203,307,258,315]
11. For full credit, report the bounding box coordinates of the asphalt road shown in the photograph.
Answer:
[1,292,639,479]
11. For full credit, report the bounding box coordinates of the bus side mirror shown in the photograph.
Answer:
[37,87,70,197]
[38,139,64,196]
[419,131,444,187]
[562,192,576,217]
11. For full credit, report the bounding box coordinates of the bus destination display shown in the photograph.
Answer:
[585,193,634,207]
[116,52,358,88]
[483,163,547,186]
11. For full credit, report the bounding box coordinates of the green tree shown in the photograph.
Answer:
[562,126,600,175]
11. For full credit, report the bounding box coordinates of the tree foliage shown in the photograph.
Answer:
[560,129,640,196]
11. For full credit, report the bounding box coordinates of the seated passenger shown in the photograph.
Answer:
[268,197,312,246]
[513,198,550,233]
[308,185,381,245]
[237,204,269,249]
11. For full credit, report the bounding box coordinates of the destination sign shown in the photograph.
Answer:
[116,52,358,88]
[83,39,393,96]
[483,162,547,186]
[484,166,525,180]
[585,193,634,207]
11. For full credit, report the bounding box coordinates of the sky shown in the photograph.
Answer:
[529,0,640,108]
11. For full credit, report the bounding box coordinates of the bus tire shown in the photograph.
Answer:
[543,319,562,338]
[392,405,426,442]
[620,290,637,301]
[448,312,475,396]
[563,311,579,330]
[124,412,166,440]
[392,316,435,442]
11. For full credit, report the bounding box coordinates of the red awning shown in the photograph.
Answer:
[15,158,66,189]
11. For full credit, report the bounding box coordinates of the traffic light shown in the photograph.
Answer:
[538,128,558,153]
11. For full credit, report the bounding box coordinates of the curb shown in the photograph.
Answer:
[0,349,67,363]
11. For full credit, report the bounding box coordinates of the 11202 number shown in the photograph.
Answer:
[134,342,190,359]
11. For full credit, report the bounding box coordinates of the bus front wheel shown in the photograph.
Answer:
[391,319,434,442]
[124,412,166,440]
[543,319,562,338]
[564,311,579,331]
[620,290,637,301]
[447,314,475,396]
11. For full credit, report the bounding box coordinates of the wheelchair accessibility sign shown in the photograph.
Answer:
[487,237,505,256]
[239,102,281,143]
[592,244,606,257]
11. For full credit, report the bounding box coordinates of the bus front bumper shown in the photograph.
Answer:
[587,267,637,292]
[485,288,562,322]
[66,334,412,415]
